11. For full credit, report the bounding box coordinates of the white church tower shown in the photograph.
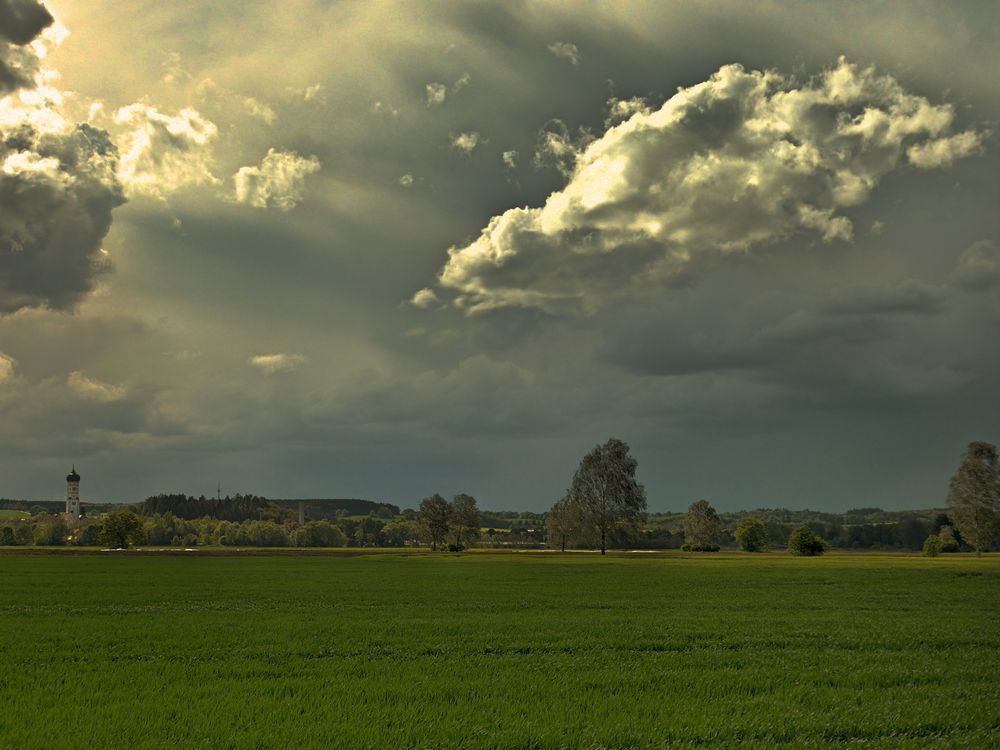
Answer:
[65,466,81,522]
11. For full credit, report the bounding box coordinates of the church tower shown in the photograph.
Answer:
[65,466,81,522]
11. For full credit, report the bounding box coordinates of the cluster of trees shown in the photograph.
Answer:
[0,512,143,549]
[675,500,824,555]
[0,506,554,550]
[416,493,481,551]
[0,511,428,549]
[0,521,45,546]
[642,509,968,552]
[541,438,999,555]
[672,502,977,556]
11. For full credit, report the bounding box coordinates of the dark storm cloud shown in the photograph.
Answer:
[0,0,52,93]
[0,2,128,314]
[822,279,945,316]
[606,297,897,379]
[0,123,125,313]
[0,310,184,464]
[0,371,162,458]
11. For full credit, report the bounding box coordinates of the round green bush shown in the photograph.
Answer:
[787,524,827,556]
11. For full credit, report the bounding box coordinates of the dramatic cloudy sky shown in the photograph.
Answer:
[1,0,998,511]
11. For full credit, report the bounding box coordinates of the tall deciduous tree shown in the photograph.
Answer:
[684,500,722,550]
[569,438,646,555]
[449,494,480,549]
[418,493,450,551]
[546,495,583,552]
[947,441,1000,553]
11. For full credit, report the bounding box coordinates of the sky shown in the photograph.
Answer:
[1,0,998,512]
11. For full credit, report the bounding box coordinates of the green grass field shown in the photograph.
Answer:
[0,552,997,749]
[0,509,29,520]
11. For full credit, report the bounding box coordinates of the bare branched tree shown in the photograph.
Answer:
[418,494,450,551]
[546,495,583,552]
[449,493,480,549]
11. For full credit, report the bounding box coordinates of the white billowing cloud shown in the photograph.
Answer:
[532,119,591,176]
[248,353,308,374]
[533,127,574,171]
[451,131,482,155]
[398,172,414,187]
[425,82,447,106]
[547,41,580,67]
[605,96,650,126]
[430,59,984,314]
[410,287,439,308]
[907,131,982,169]
[233,148,321,210]
[952,239,1000,290]
[425,73,470,107]
[502,149,518,169]
[67,370,126,402]
[0,352,15,382]
[113,103,219,198]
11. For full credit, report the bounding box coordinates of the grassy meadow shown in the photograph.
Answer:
[0,551,997,749]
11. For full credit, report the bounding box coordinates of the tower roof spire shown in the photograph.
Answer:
[67,466,80,482]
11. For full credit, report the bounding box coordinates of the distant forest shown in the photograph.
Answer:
[0,493,964,551]
[137,494,402,521]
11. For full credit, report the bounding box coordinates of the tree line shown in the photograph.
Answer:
[0,512,426,549]
[139,494,277,522]
[630,508,970,552]
[3,440,996,552]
